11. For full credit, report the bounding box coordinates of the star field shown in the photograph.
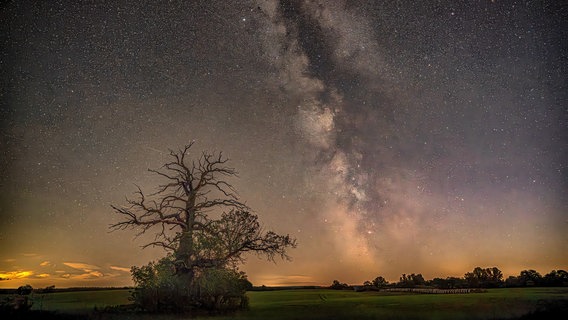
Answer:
[0,0,566,287]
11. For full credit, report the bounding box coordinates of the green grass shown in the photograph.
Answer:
[9,287,568,319]
[228,288,568,320]
[30,289,132,314]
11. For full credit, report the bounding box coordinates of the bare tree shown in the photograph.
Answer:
[111,142,296,274]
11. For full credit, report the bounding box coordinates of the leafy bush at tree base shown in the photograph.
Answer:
[130,255,251,312]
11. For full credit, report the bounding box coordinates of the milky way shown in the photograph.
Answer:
[1,1,566,287]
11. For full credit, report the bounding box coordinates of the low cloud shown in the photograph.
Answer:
[110,266,130,273]
[62,262,104,279]
[0,271,33,280]
[257,274,316,286]
[63,262,100,272]
[22,253,38,257]
[70,271,104,280]
[40,261,51,267]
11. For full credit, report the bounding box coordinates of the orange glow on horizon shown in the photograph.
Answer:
[0,271,34,280]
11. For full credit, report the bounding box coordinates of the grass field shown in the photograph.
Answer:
[238,288,568,320]
[30,289,132,314]
[8,287,567,319]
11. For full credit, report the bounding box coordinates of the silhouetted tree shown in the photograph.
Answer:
[111,143,296,311]
[16,285,32,296]
[429,277,448,289]
[505,269,567,288]
[485,267,503,287]
[398,273,425,287]
[543,270,568,287]
[427,277,468,289]
[448,276,468,288]
[465,267,483,288]
[398,274,408,287]
[372,276,389,288]
[464,267,503,288]
[412,273,426,286]
[518,269,543,287]
[362,276,388,290]
[505,275,521,287]
[43,285,55,293]
[330,280,349,290]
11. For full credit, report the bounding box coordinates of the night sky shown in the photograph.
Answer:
[1,0,567,288]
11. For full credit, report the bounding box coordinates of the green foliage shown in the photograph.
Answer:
[129,255,250,312]
[130,256,183,312]
[194,267,251,310]
[190,210,296,268]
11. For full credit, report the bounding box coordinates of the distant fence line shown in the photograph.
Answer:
[382,288,472,294]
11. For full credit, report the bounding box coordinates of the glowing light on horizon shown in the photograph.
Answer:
[0,271,33,280]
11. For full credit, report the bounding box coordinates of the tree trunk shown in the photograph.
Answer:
[176,197,196,273]
[176,231,193,273]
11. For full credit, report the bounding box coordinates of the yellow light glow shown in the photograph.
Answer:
[0,271,33,279]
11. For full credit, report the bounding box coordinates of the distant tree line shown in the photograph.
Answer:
[505,269,568,287]
[330,267,568,290]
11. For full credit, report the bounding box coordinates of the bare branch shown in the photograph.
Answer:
[142,241,176,251]
[111,143,296,273]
